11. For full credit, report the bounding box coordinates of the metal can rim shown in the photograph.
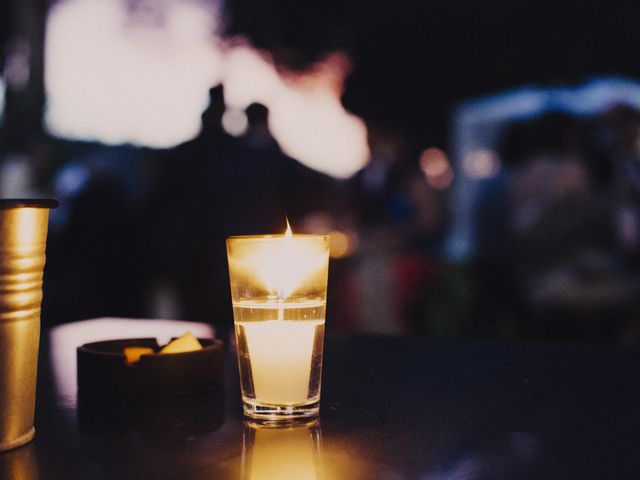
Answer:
[0,199,58,209]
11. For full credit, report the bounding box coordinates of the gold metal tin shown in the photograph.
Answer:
[0,199,56,452]
[0,441,39,479]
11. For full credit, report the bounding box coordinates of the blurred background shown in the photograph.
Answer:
[2,0,640,343]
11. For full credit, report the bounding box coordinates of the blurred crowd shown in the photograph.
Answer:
[473,108,640,341]
[2,84,640,344]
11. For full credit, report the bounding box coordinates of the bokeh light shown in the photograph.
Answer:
[463,149,501,179]
[329,230,356,258]
[221,108,249,137]
[420,147,454,190]
[300,212,358,258]
[44,1,370,178]
[44,0,224,148]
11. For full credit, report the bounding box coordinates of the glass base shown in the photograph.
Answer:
[242,398,320,425]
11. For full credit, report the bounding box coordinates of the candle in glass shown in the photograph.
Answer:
[227,223,329,421]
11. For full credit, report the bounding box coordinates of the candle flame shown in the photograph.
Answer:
[284,218,293,238]
[230,220,327,301]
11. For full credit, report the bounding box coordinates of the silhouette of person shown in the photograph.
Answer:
[146,85,235,333]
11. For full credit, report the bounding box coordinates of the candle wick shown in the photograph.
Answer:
[277,296,284,322]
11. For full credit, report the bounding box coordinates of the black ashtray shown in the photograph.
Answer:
[77,338,224,397]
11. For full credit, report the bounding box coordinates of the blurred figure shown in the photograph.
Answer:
[218,103,286,226]
[217,101,343,333]
[215,101,334,233]
[348,132,456,335]
[147,92,331,338]
[43,147,147,324]
[347,130,409,334]
[472,112,640,341]
[595,105,640,262]
[0,134,58,198]
[146,85,235,333]
[352,129,406,227]
[245,103,276,149]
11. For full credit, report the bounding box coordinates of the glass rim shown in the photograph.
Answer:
[226,234,329,241]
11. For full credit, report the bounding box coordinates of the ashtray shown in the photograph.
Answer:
[77,338,224,397]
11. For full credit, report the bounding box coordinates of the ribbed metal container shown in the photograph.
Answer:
[0,199,56,452]
[0,441,38,477]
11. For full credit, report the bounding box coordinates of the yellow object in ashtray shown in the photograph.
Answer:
[123,333,203,364]
[160,332,203,354]
[123,347,154,364]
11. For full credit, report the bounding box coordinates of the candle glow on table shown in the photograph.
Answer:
[243,422,322,480]
[227,222,329,420]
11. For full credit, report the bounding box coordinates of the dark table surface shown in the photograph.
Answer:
[3,330,640,479]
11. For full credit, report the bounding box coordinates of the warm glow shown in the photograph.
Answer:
[231,225,328,300]
[427,169,454,189]
[420,148,448,176]
[223,43,370,179]
[243,320,321,405]
[329,230,351,258]
[420,147,454,190]
[299,212,359,258]
[228,232,329,414]
[247,425,320,480]
[44,0,224,148]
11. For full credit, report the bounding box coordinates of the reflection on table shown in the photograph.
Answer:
[28,320,640,479]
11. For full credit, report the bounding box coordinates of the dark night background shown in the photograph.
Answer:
[226,0,640,144]
[4,4,640,478]
[5,0,640,146]
[2,0,640,343]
